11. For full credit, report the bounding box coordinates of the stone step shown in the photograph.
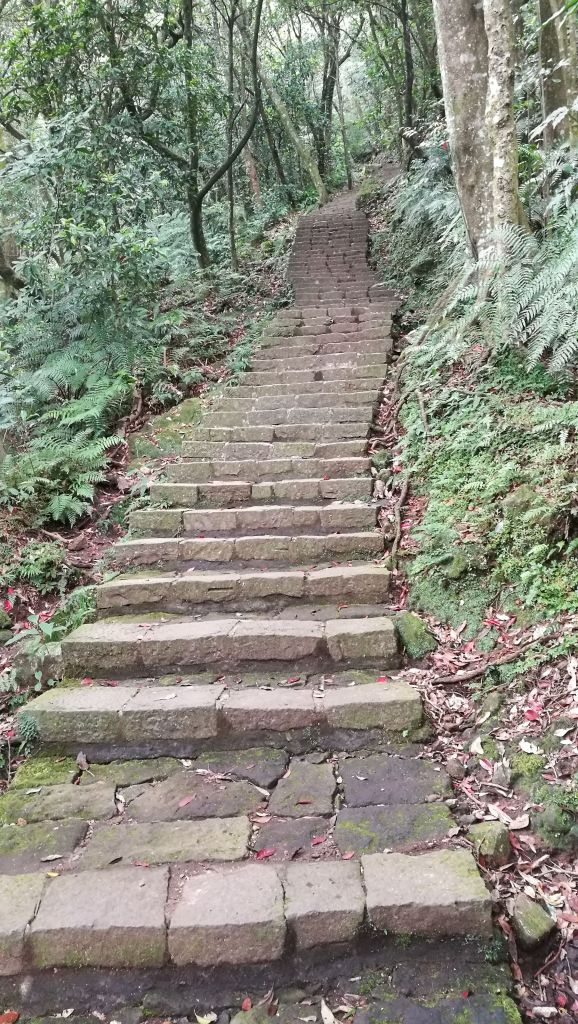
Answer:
[242,364,387,387]
[259,338,389,357]
[109,529,384,569]
[22,678,420,759]
[189,422,371,443]
[213,391,377,411]
[180,439,366,460]
[0,851,490,973]
[97,563,390,614]
[201,406,374,427]
[164,456,370,485]
[60,614,398,678]
[150,476,373,508]
[232,377,384,398]
[251,352,386,372]
[131,501,378,537]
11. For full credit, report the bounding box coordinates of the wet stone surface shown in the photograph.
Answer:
[267,761,337,817]
[0,819,87,874]
[122,769,266,821]
[0,781,117,824]
[339,753,450,806]
[252,816,331,860]
[195,746,289,788]
[334,803,452,854]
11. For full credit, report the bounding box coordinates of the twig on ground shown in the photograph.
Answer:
[390,475,410,569]
[432,628,570,686]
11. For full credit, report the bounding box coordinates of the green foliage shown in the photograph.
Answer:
[1,540,78,595]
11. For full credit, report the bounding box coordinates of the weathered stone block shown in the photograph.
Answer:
[362,850,492,937]
[0,782,117,825]
[0,873,46,975]
[80,817,250,869]
[219,688,318,733]
[323,682,421,732]
[23,686,137,744]
[0,819,87,874]
[282,860,365,948]
[169,864,285,965]
[325,618,397,664]
[122,686,221,741]
[29,866,168,967]
[268,761,336,818]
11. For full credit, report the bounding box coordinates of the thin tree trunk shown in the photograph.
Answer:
[539,0,570,147]
[259,70,328,204]
[260,96,296,204]
[226,10,238,271]
[335,60,353,189]
[483,0,519,231]
[432,0,493,257]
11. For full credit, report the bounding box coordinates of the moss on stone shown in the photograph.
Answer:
[510,752,545,783]
[395,611,437,658]
[12,751,77,789]
[128,397,202,465]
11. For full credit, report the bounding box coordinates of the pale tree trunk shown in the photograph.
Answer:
[335,60,353,189]
[483,0,519,229]
[432,0,520,257]
[539,0,571,147]
[259,69,328,205]
[431,0,493,257]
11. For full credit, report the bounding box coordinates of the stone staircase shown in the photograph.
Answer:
[0,193,494,1013]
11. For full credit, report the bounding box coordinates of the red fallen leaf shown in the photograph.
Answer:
[177,795,195,808]
[542,773,557,782]
[296,799,312,805]
[524,708,541,721]
[103,680,119,687]
[0,1013,20,1024]
[376,675,389,683]
[341,851,355,860]
[286,676,301,683]
[323,474,330,480]
[241,998,252,1012]
[461,991,471,999]
[311,835,326,846]
[7,587,14,594]
[256,848,276,860]
[3,599,12,612]
[81,677,93,686]
[132,860,150,867]
[556,995,568,1008]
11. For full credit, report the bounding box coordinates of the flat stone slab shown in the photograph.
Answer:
[0,782,117,824]
[80,817,250,869]
[29,866,168,968]
[362,850,492,937]
[0,873,46,975]
[195,747,289,788]
[354,995,520,1024]
[268,762,336,817]
[0,819,87,873]
[11,753,180,789]
[253,816,330,860]
[123,770,265,821]
[282,860,365,948]
[334,804,452,854]
[340,754,450,806]
[169,863,285,966]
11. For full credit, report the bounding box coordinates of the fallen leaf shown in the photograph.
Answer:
[178,795,195,808]
[341,851,355,860]
[241,998,252,1012]
[320,999,338,1024]
[196,1014,218,1024]
[0,1013,20,1024]
[256,847,276,860]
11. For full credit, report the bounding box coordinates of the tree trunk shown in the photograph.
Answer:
[335,60,353,190]
[483,0,519,230]
[260,97,296,204]
[188,188,210,269]
[432,0,493,256]
[433,0,520,257]
[539,0,570,147]
[259,69,328,204]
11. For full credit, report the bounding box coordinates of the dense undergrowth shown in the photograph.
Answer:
[364,138,578,640]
